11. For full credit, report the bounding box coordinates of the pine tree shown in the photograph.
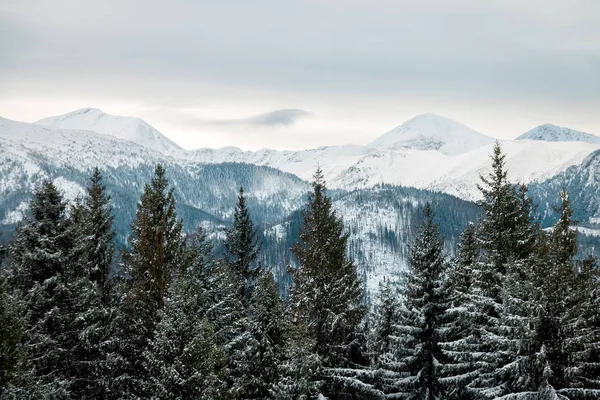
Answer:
[468,142,539,398]
[442,223,479,400]
[232,271,287,399]
[144,229,227,399]
[273,318,323,399]
[107,164,186,398]
[290,168,369,399]
[224,186,261,304]
[390,203,451,399]
[0,275,25,395]
[369,281,402,394]
[532,189,579,390]
[80,167,115,296]
[290,168,366,367]
[123,164,185,319]
[6,181,78,397]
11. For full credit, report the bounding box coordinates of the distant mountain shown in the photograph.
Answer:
[0,116,309,243]
[16,109,600,201]
[4,111,600,299]
[367,113,495,156]
[530,149,600,228]
[36,108,184,156]
[517,123,600,144]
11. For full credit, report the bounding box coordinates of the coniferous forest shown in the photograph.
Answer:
[1,143,600,400]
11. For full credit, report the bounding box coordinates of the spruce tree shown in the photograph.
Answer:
[123,164,185,318]
[6,181,78,397]
[290,168,368,399]
[144,229,227,399]
[290,168,366,367]
[468,142,539,398]
[233,271,287,399]
[108,164,186,398]
[369,281,402,395]
[80,167,115,296]
[390,203,451,399]
[0,275,25,395]
[224,186,261,304]
[442,222,479,400]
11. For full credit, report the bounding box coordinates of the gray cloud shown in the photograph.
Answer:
[209,109,312,128]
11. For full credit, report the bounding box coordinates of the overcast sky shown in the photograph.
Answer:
[1,0,599,150]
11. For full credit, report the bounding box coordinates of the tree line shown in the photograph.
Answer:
[0,142,599,399]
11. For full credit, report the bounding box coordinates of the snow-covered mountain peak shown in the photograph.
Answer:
[36,108,184,156]
[516,123,600,144]
[367,113,495,156]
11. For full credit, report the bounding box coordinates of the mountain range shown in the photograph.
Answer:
[3,107,600,297]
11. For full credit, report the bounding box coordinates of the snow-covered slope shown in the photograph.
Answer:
[36,108,184,156]
[516,124,600,143]
[367,113,495,155]
[10,109,600,203]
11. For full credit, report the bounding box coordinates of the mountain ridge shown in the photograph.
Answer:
[36,107,184,156]
[516,123,600,143]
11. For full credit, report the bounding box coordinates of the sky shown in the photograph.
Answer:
[1,0,599,151]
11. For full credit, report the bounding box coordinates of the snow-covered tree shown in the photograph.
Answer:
[78,167,115,297]
[289,168,370,399]
[224,186,261,304]
[441,223,479,400]
[122,164,185,319]
[6,181,78,397]
[467,142,540,398]
[107,165,187,398]
[228,271,287,399]
[367,280,403,395]
[144,229,227,399]
[0,275,25,395]
[389,203,452,399]
[290,168,366,367]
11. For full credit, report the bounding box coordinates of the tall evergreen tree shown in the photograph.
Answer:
[442,222,479,400]
[467,142,539,398]
[233,271,287,399]
[290,168,368,398]
[107,164,186,398]
[369,281,402,394]
[144,229,227,399]
[123,164,185,318]
[6,181,78,397]
[0,275,25,396]
[224,186,261,303]
[390,203,451,399]
[80,167,115,295]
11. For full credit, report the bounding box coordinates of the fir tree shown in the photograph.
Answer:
[122,164,185,319]
[442,222,479,400]
[224,186,261,304]
[6,181,78,397]
[0,275,25,395]
[369,281,402,395]
[108,164,186,398]
[144,229,227,399]
[390,203,451,399]
[233,271,287,399]
[469,142,539,398]
[80,167,115,296]
[290,168,366,368]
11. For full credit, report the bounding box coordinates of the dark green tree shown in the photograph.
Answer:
[144,229,227,399]
[6,181,78,397]
[390,203,451,399]
[80,167,115,296]
[224,186,261,304]
[290,168,368,398]
[107,164,186,398]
